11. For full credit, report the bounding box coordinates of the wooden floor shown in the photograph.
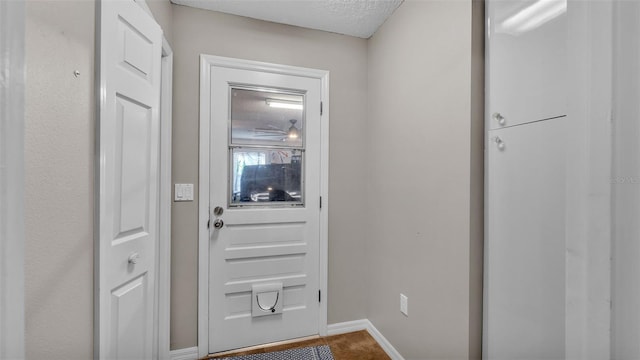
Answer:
[208,330,391,360]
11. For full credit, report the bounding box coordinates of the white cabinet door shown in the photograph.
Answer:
[484,118,567,359]
[487,0,567,129]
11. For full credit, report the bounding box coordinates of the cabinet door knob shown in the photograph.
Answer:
[493,112,506,125]
[495,136,505,150]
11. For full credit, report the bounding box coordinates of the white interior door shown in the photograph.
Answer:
[484,117,567,359]
[96,0,162,358]
[208,65,322,353]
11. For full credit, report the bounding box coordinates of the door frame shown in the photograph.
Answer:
[135,1,174,356]
[0,1,25,358]
[157,39,173,360]
[94,0,172,358]
[198,55,330,358]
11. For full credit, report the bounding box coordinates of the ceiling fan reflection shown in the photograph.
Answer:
[252,119,299,140]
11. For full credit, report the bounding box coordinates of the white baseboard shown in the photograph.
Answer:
[170,346,199,360]
[328,319,405,360]
[327,319,371,335]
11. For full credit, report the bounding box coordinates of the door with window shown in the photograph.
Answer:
[207,64,322,353]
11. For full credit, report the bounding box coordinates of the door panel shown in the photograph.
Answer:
[487,0,567,129]
[208,66,321,353]
[111,274,149,360]
[97,1,162,358]
[485,117,567,359]
[114,95,152,239]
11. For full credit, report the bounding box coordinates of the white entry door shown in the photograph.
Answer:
[96,0,162,358]
[207,63,322,353]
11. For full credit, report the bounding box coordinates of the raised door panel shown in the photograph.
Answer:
[113,95,152,243]
[111,274,150,360]
[487,0,567,129]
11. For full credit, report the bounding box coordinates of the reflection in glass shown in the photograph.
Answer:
[231,148,303,205]
[231,88,304,147]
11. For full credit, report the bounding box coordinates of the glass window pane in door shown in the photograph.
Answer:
[230,87,304,147]
[230,148,303,206]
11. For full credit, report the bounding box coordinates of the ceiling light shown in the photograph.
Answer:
[266,99,303,110]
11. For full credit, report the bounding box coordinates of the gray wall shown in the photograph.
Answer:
[24,1,171,358]
[366,1,483,358]
[170,4,369,350]
[24,1,483,357]
[25,1,95,359]
[147,0,173,45]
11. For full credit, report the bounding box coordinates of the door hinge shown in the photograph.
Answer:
[320,101,323,116]
[319,196,322,209]
[319,290,321,303]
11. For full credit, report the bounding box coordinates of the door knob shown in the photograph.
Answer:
[493,112,506,126]
[213,219,224,229]
[128,252,140,265]
[495,136,505,151]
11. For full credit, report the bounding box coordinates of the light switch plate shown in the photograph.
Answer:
[174,183,194,201]
[400,293,408,316]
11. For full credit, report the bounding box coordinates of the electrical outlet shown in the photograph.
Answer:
[400,293,408,316]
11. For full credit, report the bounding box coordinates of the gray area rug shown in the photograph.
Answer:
[219,345,334,360]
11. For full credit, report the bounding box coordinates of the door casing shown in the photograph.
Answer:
[198,55,329,358]
[133,1,174,356]
[134,3,174,359]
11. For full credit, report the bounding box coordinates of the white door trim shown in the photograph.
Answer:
[198,55,329,358]
[158,40,173,360]
[0,1,25,358]
[134,2,173,357]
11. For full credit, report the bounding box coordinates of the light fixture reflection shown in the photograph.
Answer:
[288,119,299,139]
[498,0,566,35]
[266,99,303,110]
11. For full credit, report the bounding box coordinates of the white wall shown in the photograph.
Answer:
[366,1,483,358]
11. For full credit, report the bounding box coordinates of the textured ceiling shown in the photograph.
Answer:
[170,0,404,38]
